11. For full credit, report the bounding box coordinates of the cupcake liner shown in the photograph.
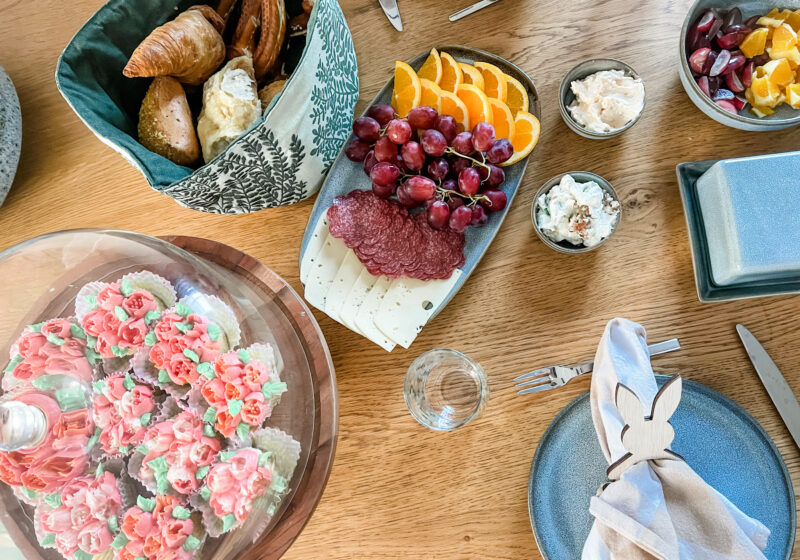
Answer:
[250,427,301,481]
[174,294,241,352]
[75,281,107,321]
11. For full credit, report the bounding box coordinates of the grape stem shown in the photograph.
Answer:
[444,147,491,173]
[436,186,489,207]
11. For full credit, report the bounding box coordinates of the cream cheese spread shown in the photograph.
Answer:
[568,70,644,133]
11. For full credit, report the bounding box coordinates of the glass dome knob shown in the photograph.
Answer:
[0,401,47,451]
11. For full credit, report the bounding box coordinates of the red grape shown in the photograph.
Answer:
[451,132,474,155]
[458,167,481,196]
[421,129,447,157]
[367,104,395,127]
[374,136,398,163]
[449,205,473,233]
[353,117,381,142]
[689,47,712,75]
[434,114,458,143]
[401,141,425,171]
[394,153,408,173]
[441,178,457,193]
[476,164,489,181]
[709,49,730,77]
[450,157,470,176]
[396,184,417,207]
[486,164,504,188]
[408,106,438,129]
[386,119,412,144]
[427,158,449,181]
[370,162,400,186]
[446,196,464,211]
[345,137,371,162]
[480,189,507,212]
[487,138,514,164]
[405,176,436,201]
[427,201,451,229]
[470,205,488,227]
[372,181,395,199]
[471,122,495,152]
[363,150,377,176]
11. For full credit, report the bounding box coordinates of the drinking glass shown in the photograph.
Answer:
[404,349,488,431]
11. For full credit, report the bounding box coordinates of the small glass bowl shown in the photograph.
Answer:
[532,171,621,254]
[559,58,645,139]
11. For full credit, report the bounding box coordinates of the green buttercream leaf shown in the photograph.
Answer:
[3,355,22,374]
[136,444,149,455]
[92,381,106,394]
[207,323,221,342]
[29,323,43,332]
[176,302,192,317]
[203,425,216,437]
[145,311,161,324]
[222,513,237,532]
[40,533,56,547]
[172,506,191,520]
[21,487,36,500]
[118,445,130,454]
[140,412,151,425]
[200,486,211,500]
[84,295,98,309]
[107,516,119,533]
[195,465,209,480]
[257,451,272,467]
[111,345,129,358]
[270,475,287,494]
[135,557,146,560]
[147,456,169,474]
[158,369,170,383]
[114,306,129,321]
[237,349,251,364]
[235,423,250,439]
[182,535,200,551]
[183,348,200,363]
[95,463,104,477]
[267,503,277,516]
[55,386,88,412]
[262,381,288,399]
[84,346,102,364]
[197,362,215,379]
[111,532,129,549]
[137,495,155,512]
[203,407,217,423]
[123,372,135,390]
[44,493,62,508]
[69,324,86,339]
[228,399,243,417]
[46,332,65,346]
[175,322,192,334]
[219,450,237,462]
[75,549,93,560]
[144,331,157,346]
[87,427,101,451]
[120,278,133,297]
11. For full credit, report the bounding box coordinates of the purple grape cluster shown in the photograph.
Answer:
[344,104,511,233]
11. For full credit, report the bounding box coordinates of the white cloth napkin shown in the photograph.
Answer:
[581,318,770,560]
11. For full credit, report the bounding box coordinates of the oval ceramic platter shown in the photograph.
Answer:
[528,375,795,560]
[299,45,541,351]
[0,65,21,207]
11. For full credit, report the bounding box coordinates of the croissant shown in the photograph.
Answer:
[253,0,286,80]
[137,77,201,166]
[123,6,226,86]
[228,0,261,59]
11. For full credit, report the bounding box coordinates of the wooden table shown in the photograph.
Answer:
[2,0,800,557]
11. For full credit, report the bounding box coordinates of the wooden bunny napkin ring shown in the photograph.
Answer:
[606,375,684,481]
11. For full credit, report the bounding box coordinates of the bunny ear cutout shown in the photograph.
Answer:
[650,375,682,423]
[615,383,645,431]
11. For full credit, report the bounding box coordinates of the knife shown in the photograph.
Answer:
[378,0,403,31]
[449,0,500,22]
[737,324,800,448]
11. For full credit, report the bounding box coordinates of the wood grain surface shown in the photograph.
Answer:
[1,0,800,558]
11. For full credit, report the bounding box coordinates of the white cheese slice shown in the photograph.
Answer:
[355,276,396,352]
[324,250,364,324]
[374,270,463,349]
[340,268,378,335]
[300,212,329,285]
[303,233,348,313]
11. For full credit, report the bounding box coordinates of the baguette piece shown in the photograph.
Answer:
[138,77,201,166]
[197,56,262,162]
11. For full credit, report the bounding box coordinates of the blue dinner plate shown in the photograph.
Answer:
[528,375,795,559]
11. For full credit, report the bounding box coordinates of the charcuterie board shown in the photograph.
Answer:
[299,45,541,351]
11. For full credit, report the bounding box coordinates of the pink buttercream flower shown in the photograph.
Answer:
[11,360,39,381]
[40,507,72,533]
[163,517,193,548]
[81,310,106,338]
[229,448,259,480]
[201,378,226,408]
[43,353,93,380]
[122,290,157,319]
[119,318,148,349]
[0,453,23,486]
[54,530,79,556]
[41,319,72,339]
[149,342,170,370]
[189,437,220,467]
[101,311,122,334]
[167,354,198,386]
[243,360,269,388]
[60,337,86,358]
[204,448,272,529]
[16,331,48,359]
[154,312,183,343]
[97,284,124,309]
[241,392,269,427]
[95,331,120,358]
[77,520,114,554]
[167,464,199,495]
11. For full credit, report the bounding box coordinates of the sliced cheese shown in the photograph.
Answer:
[354,276,396,352]
[340,268,378,335]
[303,233,348,313]
[324,250,364,323]
[300,212,329,285]
[374,270,462,349]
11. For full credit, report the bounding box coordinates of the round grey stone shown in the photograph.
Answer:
[0,65,21,206]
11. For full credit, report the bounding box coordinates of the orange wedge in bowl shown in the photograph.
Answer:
[499,111,540,167]
[456,84,493,129]
[459,63,485,91]
[474,61,508,102]
[504,74,529,116]
[417,48,442,84]
[419,78,444,112]
[392,61,421,117]
[439,52,463,92]
[487,98,515,140]
[439,90,470,132]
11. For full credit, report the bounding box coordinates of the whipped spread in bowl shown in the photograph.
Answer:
[535,174,620,248]
[568,70,645,133]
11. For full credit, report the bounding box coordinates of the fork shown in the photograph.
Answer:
[514,338,681,395]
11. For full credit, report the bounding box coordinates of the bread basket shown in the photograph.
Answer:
[55,0,359,214]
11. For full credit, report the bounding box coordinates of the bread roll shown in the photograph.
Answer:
[197,56,262,163]
[258,79,286,110]
[138,77,201,166]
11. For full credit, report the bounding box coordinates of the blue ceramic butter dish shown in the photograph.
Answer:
[696,151,800,286]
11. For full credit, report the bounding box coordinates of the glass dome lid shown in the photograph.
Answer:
[0,229,337,560]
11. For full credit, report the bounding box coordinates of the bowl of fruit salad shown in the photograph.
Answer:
[680,0,800,130]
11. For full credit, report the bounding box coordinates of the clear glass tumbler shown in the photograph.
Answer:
[404,349,488,431]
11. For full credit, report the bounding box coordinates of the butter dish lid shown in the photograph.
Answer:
[696,151,800,287]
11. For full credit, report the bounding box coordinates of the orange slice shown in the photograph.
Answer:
[439,52,463,93]
[740,28,769,58]
[392,61,421,117]
[772,23,798,51]
[459,63,485,91]
[503,74,529,116]
[487,98,515,140]
[455,84,493,129]
[419,78,443,112]
[439,90,470,132]
[499,111,540,167]
[417,48,442,85]
[474,61,508,102]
